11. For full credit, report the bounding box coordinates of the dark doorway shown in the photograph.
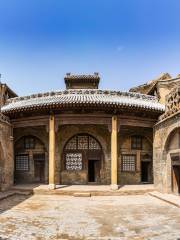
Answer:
[88,160,100,182]
[141,161,150,182]
[172,166,180,194]
[34,154,45,183]
[88,160,95,182]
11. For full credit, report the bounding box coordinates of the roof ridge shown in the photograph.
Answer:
[5,89,159,105]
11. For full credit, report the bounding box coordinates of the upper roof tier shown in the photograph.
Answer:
[64,72,100,89]
[1,89,165,115]
[129,72,180,104]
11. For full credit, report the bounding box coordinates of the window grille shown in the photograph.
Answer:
[131,136,142,150]
[65,137,77,150]
[65,135,101,150]
[16,154,29,171]
[24,137,35,149]
[122,155,136,172]
[65,153,82,170]
[89,136,101,149]
[78,136,88,149]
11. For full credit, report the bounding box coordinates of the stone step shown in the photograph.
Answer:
[0,191,15,201]
[33,189,153,196]
[73,192,91,197]
[11,184,155,197]
[14,190,32,196]
[0,190,32,201]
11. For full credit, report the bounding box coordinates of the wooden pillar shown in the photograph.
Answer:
[49,113,56,189]
[136,150,141,172]
[136,150,141,183]
[111,115,118,190]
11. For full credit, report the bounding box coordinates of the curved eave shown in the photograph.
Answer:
[1,98,165,117]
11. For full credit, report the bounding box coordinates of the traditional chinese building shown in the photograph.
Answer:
[0,73,179,193]
[131,73,180,194]
[154,86,180,194]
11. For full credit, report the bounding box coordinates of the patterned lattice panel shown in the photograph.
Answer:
[65,153,82,170]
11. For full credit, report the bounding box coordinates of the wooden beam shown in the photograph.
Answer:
[11,113,155,128]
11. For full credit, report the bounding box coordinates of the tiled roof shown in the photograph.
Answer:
[129,73,172,94]
[1,89,165,114]
[64,73,100,81]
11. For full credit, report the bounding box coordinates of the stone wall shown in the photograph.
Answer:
[14,126,49,184]
[153,112,180,193]
[13,123,153,186]
[58,124,111,185]
[13,124,111,185]
[59,125,153,185]
[0,115,14,191]
[118,128,153,185]
[154,84,180,193]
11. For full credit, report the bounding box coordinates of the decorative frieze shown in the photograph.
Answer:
[160,87,180,120]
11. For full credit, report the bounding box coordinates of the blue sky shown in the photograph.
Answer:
[0,0,180,95]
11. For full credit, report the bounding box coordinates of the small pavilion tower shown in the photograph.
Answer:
[64,72,100,89]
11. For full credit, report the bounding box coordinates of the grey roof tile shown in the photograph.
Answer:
[1,89,165,113]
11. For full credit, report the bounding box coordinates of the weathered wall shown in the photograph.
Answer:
[0,118,14,191]
[158,86,172,104]
[59,125,153,185]
[14,126,48,184]
[153,112,180,193]
[13,123,153,186]
[58,124,111,185]
[118,128,153,185]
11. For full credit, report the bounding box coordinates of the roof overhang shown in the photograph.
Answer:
[1,89,165,117]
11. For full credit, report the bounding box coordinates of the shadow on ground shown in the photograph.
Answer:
[0,194,31,215]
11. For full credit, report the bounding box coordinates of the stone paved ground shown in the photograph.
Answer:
[0,194,179,240]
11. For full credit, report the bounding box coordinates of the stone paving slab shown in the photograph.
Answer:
[149,191,180,208]
[0,194,180,239]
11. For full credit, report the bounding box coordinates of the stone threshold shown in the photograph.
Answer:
[11,184,155,196]
[0,190,32,201]
[149,191,180,208]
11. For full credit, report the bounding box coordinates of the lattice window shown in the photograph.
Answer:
[65,134,101,151]
[65,153,82,170]
[121,155,136,172]
[131,136,142,150]
[89,136,101,149]
[65,137,77,150]
[24,137,35,149]
[16,154,29,171]
[78,136,88,149]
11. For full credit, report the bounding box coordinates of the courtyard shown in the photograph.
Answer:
[0,194,179,240]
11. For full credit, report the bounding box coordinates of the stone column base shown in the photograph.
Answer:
[111,184,119,190]
[49,184,56,190]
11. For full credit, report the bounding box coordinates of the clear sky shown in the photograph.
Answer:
[0,0,180,96]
